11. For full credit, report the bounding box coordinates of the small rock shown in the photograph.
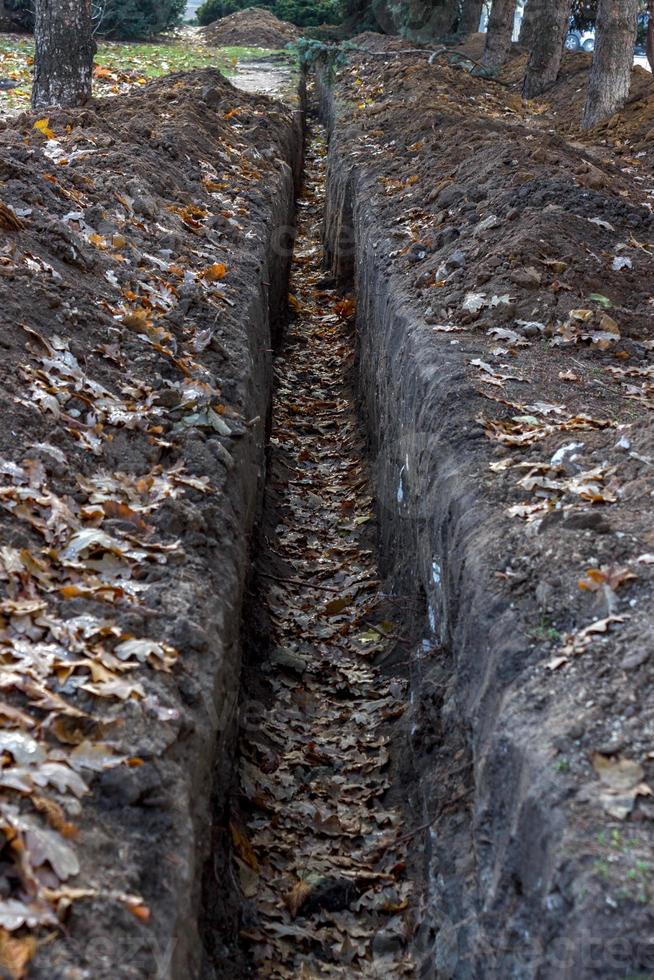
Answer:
[562,512,612,534]
[620,649,650,670]
[372,929,404,956]
[446,248,466,269]
[437,184,465,208]
[567,721,585,740]
[171,617,210,653]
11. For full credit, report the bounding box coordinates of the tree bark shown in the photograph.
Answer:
[582,0,638,128]
[459,0,484,34]
[518,0,541,47]
[522,0,571,98]
[32,0,95,110]
[482,0,516,69]
[646,0,654,74]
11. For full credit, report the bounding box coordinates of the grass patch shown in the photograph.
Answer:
[0,33,282,115]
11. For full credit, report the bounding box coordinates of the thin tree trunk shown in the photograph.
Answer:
[582,0,638,128]
[522,0,571,98]
[32,0,95,110]
[459,0,484,33]
[482,0,516,69]
[518,0,541,47]
[646,0,654,73]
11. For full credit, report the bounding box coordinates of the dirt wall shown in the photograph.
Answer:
[319,57,654,978]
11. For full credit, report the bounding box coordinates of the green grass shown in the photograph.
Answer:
[0,33,283,114]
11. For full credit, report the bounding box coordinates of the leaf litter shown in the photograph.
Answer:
[237,120,414,976]
[0,67,303,973]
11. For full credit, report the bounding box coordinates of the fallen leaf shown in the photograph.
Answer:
[33,118,55,140]
[229,820,258,871]
[285,879,312,918]
[0,928,36,978]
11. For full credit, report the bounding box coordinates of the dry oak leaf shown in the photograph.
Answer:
[229,820,258,872]
[578,566,637,592]
[201,262,228,282]
[0,928,36,979]
[0,204,24,233]
[285,879,312,918]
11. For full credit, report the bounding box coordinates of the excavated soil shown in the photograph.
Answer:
[201,8,299,51]
[0,69,301,978]
[0,26,653,980]
[318,45,654,978]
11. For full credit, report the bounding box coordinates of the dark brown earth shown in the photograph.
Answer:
[0,69,301,978]
[201,8,299,50]
[318,43,654,978]
[0,26,653,980]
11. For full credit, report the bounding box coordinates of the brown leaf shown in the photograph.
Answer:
[284,880,312,918]
[0,204,24,233]
[0,928,36,978]
[578,566,637,592]
[591,754,644,792]
[229,820,258,871]
[324,596,351,616]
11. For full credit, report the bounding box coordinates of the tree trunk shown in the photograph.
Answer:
[646,0,654,74]
[518,0,541,47]
[32,0,95,110]
[482,0,516,70]
[459,0,484,34]
[582,0,638,128]
[522,0,571,98]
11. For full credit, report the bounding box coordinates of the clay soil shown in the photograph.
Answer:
[319,39,654,975]
[201,7,299,50]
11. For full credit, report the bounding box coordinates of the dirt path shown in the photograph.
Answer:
[231,59,296,99]
[233,119,415,977]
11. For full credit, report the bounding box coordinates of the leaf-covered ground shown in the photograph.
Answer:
[0,30,281,117]
[0,67,299,977]
[236,121,415,976]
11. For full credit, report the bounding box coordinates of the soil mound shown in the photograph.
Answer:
[320,47,654,978]
[202,6,299,49]
[0,67,298,977]
[352,30,419,53]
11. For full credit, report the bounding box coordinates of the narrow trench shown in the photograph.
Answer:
[224,108,418,976]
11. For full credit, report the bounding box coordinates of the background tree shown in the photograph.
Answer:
[99,0,186,38]
[582,0,639,127]
[482,0,515,69]
[522,0,571,97]
[518,0,540,45]
[32,0,95,109]
[459,0,484,33]
[197,0,344,28]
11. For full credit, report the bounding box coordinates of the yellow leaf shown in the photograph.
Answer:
[202,262,228,282]
[33,117,55,139]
